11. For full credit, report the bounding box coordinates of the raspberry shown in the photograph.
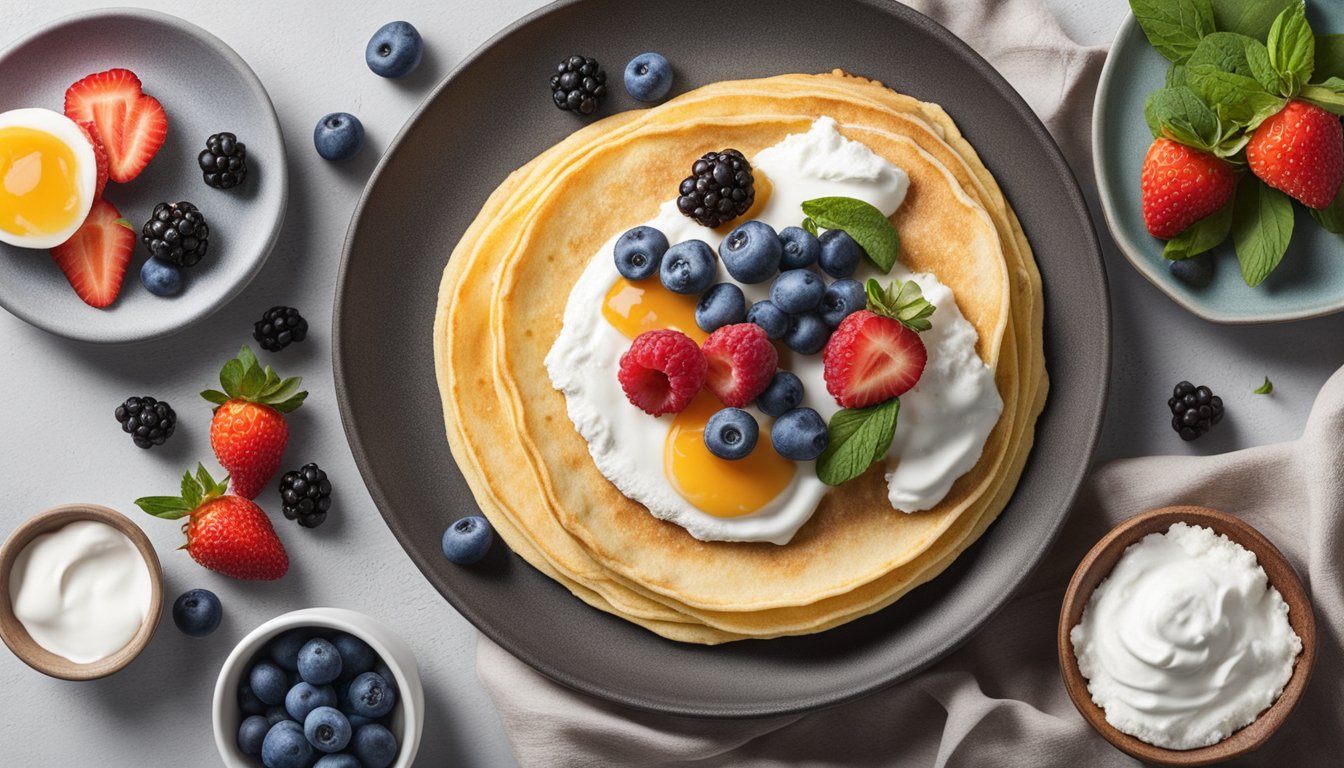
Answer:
[702,323,778,407]
[618,330,707,416]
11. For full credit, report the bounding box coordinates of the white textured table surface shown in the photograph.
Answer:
[5,1,1338,766]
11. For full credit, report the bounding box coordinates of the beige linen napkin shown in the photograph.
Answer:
[475,1,1344,764]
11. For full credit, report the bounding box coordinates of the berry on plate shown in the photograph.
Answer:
[1140,137,1237,239]
[140,257,183,297]
[366,21,424,79]
[624,52,674,102]
[704,407,758,460]
[778,226,820,270]
[201,346,308,499]
[695,282,746,333]
[172,588,222,637]
[1168,253,1213,288]
[770,269,824,314]
[63,68,167,183]
[1169,380,1223,441]
[135,464,289,580]
[442,515,493,565]
[279,463,332,528]
[702,322,777,407]
[783,311,829,355]
[1246,100,1344,210]
[254,306,309,351]
[756,371,803,418]
[314,113,364,161]
[199,132,247,189]
[719,220,782,283]
[618,329,707,415]
[551,55,607,114]
[823,309,927,408]
[659,239,717,294]
[49,198,135,308]
[771,408,829,461]
[114,395,176,449]
[614,225,669,281]
[142,201,209,267]
[745,299,788,340]
[818,229,861,278]
[677,149,755,228]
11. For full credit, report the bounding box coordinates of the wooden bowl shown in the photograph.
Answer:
[0,504,164,680]
[1058,506,1316,766]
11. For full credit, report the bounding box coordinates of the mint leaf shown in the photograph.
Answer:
[1246,38,1286,93]
[1267,1,1314,95]
[1187,32,1258,77]
[1163,198,1234,260]
[1317,34,1344,80]
[1143,86,1221,148]
[865,278,936,332]
[1301,78,1344,115]
[801,217,819,236]
[1253,376,1274,395]
[1130,0,1216,64]
[817,398,900,487]
[1166,62,1188,88]
[1310,180,1344,232]
[801,197,900,273]
[1232,179,1295,287]
[1212,0,1294,39]
[1187,64,1285,127]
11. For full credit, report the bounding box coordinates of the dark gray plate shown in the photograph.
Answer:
[334,0,1109,717]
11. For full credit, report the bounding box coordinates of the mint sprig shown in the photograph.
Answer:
[816,398,900,487]
[865,278,936,332]
[1231,178,1294,287]
[801,197,900,273]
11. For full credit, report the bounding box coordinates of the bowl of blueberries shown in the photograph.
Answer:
[212,607,424,768]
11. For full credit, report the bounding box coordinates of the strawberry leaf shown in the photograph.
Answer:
[240,359,267,399]
[264,376,303,403]
[201,389,229,406]
[271,392,308,414]
[865,278,936,332]
[237,345,259,372]
[817,398,900,487]
[218,359,244,399]
[207,345,307,410]
[134,496,192,519]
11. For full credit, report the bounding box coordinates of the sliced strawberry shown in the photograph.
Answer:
[74,121,108,199]
[49,198,135,308]
[823,310,927,408]
[701,323,777,407]
[64,68,167,183]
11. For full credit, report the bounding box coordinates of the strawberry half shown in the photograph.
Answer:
[201,346,308,499]
[49,198,134,308]
[64,68,167,183]
[823,310,928,409]
[136,464,289,581]
[1140,138,1238,240]
[1247,100,1344,210]
[74,121,108,200]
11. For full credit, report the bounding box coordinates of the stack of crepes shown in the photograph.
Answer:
[434,72,1047,643]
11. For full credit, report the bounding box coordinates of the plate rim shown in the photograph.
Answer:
[333,0,1110,717]
[0,6,289,345]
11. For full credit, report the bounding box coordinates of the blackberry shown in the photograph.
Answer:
[279,463,332,528]
[253,306,308,351]
[550,55,607,115]
[142,202,209,267]
[198,132,248,190]
[114,396,177,449]
[677,149,755,228]
[1169,381,1224,441]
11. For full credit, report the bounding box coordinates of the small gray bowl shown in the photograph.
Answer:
[0,8,287,344]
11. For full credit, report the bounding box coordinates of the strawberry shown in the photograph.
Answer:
[201,346,307,499]
[823,310,927,408]
[74,121,108,199]
[618,329,707,416]
[1140,138,1238,239]
[48,198,134,308]
[136,464,288,580]
[701,323,777,407]
[1246,100,1344,210]
[64,68,167,183]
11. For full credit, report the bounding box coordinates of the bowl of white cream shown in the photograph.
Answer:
[1058,506,1316,766]
[0,504,164,680]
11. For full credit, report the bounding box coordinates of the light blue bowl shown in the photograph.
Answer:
[1094,6,1344,324]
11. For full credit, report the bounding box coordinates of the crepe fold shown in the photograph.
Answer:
[434,72,1047,643]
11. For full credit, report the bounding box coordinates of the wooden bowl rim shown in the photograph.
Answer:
[1057,505,1316,766]
[0,503,164,680]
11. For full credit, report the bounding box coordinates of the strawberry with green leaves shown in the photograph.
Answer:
[136,464,288,580]
[201,346,306,499]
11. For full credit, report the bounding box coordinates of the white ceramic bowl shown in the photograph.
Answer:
[213,608,424,768]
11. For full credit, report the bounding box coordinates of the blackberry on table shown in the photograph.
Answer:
[198,132,248,190]
[114,396,177,449]
[253,306,308,351]
[550,55,607,114]
[677,149,755,228]
[142,202,209,267]
[279,463,332,528]
[1169,381,1224,441]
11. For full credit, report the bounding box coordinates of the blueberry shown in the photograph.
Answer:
[304,706,352,753]
[365,21,423,78]
[313,113,364,161]
[819,230,862,278]
[299,638,343,686]
[170,588,221,637]
[238,715,270,755]
[347,672,397,719]
[315,755,362,768]
[770,269,824,314]
[269,630,307,672]
[778,226,821,270]
[265,706,292,727]
[660,240,717,294]
[250,661,290,706]
[352,723,400,768]
[746,300,788,340]
[441,515,493,564]
[624,52,674,102]
[613,226,669,281]
[756,372,803,417]
[784,312,829,355]
[331,633,377,682]
[695,282,746,333]
[140,257,183,297]
[347,714,376,730]
[772,408,829,461]
[821,279,867,328]
[719,220,782,283]
[261,720,313,768]
[238,684,267,715]
[286,682,337,723]
[1169,254,1214,288]
[704,408,759,460]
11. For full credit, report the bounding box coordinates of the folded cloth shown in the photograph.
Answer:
[476,1,1344,765]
